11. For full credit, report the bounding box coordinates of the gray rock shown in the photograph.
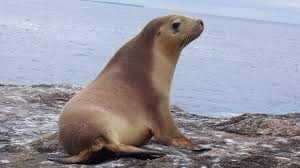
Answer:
[0,85,300,168]
[214,113,300,137]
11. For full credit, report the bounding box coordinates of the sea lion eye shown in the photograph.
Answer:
[172,22,181,31]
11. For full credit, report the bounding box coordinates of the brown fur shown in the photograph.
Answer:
[50,15,206,164]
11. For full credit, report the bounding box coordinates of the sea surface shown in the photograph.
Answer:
[0,0,300,117]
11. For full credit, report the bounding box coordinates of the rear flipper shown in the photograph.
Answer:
[180,145,211,152]
[105,144,166,157]
[47,149,93,164]
[48,143,165,164]
[48,137,104,164]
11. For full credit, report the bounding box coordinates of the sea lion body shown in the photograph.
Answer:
[59,80,153,155]
[50,15,205,164]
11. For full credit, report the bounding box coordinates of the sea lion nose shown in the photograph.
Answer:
[197,19,204,27]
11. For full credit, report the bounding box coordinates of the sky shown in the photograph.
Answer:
[103,0,300,25]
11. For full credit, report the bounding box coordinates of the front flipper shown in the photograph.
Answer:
[155,131,211,152]
[150,105,211,152]
[171,137,211,151]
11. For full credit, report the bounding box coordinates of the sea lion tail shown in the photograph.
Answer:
[105,144,165,157]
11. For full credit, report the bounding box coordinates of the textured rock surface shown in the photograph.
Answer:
[0,85,300,168]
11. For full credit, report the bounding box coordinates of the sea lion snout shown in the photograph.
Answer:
[177,18,204,49]
[193,19,204,34]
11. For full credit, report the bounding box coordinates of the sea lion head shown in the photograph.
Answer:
[140,15,204,54]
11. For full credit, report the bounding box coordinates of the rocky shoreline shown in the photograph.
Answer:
[0,84,300,168]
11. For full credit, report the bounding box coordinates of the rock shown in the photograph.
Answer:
[170,105,186,113]
[0,85,300,167]
[0,144,24,153]
[214,113,300,137]
[31,133,60,153]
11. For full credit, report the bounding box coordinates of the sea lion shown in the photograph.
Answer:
[49,14,205,164]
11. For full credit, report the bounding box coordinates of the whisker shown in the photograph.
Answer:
[178,37,185,51]
[185,32,192,47]
[178,32,188,51]
[181,34,188,50]
[177,28,198,51]
[177,40,183,51]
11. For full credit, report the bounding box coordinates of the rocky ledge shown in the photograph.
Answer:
[0,84,300,168]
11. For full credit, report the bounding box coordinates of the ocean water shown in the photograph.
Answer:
[0,0,299,117]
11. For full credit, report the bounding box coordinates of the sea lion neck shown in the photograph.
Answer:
[99,33,154,78]
[151,39,181,99]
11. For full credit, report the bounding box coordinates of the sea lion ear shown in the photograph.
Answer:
[156,31,161,36]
